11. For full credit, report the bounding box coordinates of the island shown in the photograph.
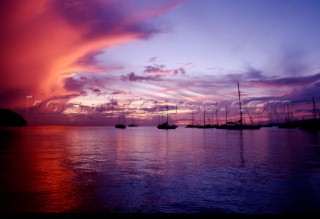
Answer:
[0,109,28,127]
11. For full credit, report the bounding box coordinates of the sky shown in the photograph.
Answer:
[1,0,320,126]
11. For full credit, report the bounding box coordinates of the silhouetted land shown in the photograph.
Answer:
[0,109,27,127]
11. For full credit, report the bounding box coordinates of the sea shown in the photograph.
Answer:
[0,126,320,214]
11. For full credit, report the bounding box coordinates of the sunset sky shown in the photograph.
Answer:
[1,0,320,125]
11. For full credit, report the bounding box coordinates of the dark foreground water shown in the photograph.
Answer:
[0,126,320,214]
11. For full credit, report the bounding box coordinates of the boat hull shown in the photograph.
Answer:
[115,124,126,129]
[216,125,260,130]
[157,122,177,130]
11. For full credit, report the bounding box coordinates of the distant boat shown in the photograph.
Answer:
[217,82,260,130]
[197,110,213,129]
[115,124,126,129]
[128,116,138,127]
[197,111,219,129]
[277,103,298,129]
[185,124,197,128]
[261,123,277,128]
[185,112,197,128]
[216,122,260,130]
[128,124,138,127]
[277,122,298,129]
[157,122,178,130]
[115,108,126,129]
[157,101,178,130]
[299,97,320,131]
[298,119,320,131]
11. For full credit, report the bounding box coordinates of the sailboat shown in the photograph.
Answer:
[299,97,320,131]
[115,109,126,129]
[185,112,197,128]
[115,124,126,129]
[128,116,138,127]
[157,101,178,130]
[217,82,260,130]
[277,105,298,129]
[197,110,213,129]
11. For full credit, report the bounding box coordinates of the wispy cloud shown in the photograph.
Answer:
[148,56,158,62]
[144,64,186,75]
[249,73,320,87]
[120,72,162,82]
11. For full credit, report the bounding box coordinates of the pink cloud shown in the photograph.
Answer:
[0,0,184,111]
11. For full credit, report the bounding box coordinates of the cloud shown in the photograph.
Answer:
[148,56,158,62]
[50,93,83,100]
[144,64,186,75]
[285,81,320,101]
[249,73,320,87]
[279,48,307,76]
[52,0,163,40]
[91,88,101,96]
[245,67,265,80]
[64,77,86,92]
[111,90,126,95]
[63,74,115,95]
[0,0,184,109]
[120,72,162,82]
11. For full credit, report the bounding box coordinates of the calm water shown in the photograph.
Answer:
[0,126,320,214]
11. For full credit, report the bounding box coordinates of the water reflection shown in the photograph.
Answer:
[239,131,244,167]
[0,127,320,213]
[0,127,79,212]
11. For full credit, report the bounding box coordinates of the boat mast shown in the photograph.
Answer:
[191,112,194,125]
[237,81,243,125]
[118,106,122,124]
[215,112,219,126]
[166,100,169,124]
[312,97,317,120]
[225,106,228,124]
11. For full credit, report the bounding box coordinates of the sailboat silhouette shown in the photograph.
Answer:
[217,82,260,130]
[197,109,213,129]
[115,107,126,129]
[157,101,178,130]
[128,116,138,127]
[299,97,320,131]
[185,112,197,128]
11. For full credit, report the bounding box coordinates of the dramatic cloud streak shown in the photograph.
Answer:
[0,0,183,109]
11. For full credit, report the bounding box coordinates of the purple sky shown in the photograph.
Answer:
[1,0,320,125]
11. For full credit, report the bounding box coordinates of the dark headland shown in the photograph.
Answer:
[0,108,27,127]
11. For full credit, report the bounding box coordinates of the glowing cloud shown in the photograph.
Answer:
[0,0,184,109]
